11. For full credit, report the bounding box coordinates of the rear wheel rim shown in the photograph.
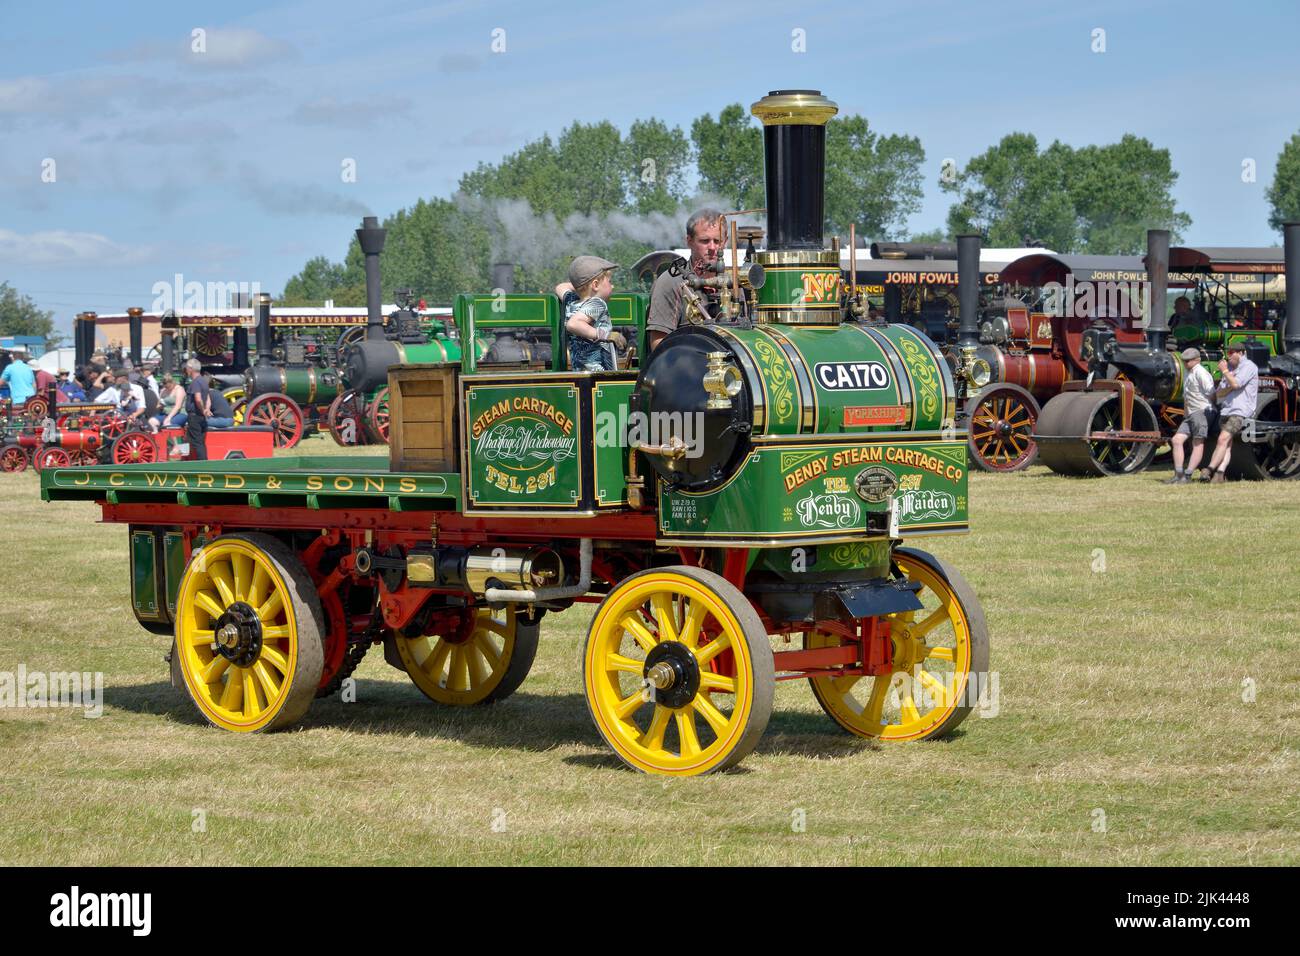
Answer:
[394,607,521,706]
[247,395,303,448]
[113,432,157,464]
[366,387,390,444]
[1,447,27,472]
[808,552,974,741]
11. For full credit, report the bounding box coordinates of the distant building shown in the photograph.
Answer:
[0,335,47,358]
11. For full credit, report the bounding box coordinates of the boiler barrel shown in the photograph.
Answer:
[637,324,955,490]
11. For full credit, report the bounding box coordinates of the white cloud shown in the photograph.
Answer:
[0,228,154,266]
[0,76,53,114]
[189,27,294,68]
[289,95,412,129]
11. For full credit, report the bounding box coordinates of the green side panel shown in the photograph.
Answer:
[779,324,912,434]
[454,294,562,373]
[751,539,892,578]
[163,531,185,621]
[869,324,951,431]
[40,455,461,509]
[465,380,584,509]
[717,327,802,434]
[1173,320,1224,348]
[756,265,842,316]
[658,435,969,543]
[607,293,649,362]
[592,380,635,506]
[130,530,161,621]
[1224,330,1280,355]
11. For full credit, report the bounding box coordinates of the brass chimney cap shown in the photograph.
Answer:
[750,89,838,127]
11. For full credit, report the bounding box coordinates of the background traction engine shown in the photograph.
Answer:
[1036,226,1300,479]
[945,242,1150,472]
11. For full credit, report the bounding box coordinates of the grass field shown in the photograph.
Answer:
[1,434,1296,865]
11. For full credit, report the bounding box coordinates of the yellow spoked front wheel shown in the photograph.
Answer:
[583,566,774,776]
[174,533,324,732]
[392,606,539,706]
[808,548,989,742]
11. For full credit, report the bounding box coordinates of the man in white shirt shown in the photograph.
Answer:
[1165,347,1216,484]
[1203,343,1259,484]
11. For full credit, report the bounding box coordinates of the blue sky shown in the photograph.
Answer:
[2,0,1298,339]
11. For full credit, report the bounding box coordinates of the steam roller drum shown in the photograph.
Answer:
[1035,391,1159,477]
[1226,394,1300,480]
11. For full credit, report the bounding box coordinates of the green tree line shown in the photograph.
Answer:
[271,108,1297,306]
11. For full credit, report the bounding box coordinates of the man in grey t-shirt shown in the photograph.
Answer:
[1203,343,1259,483]
[1165,347,1216,484]
[646,209,725,351]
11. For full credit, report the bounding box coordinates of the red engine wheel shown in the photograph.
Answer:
[245,393,304,449]
[1,445,29,473]
[33,447,71,472]
[965,383,1040,472]
[326,390,366,447]
[112,431,159,464]
[100,415,128,442]
[364,387,391,445]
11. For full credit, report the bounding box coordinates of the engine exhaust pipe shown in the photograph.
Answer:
[127,307,144,367]
[1145,229,1170,353]
[357,216,387,342]
[83,312,98,363]
[750,90,840,324]
[253,292,273,367]
[956,233,982,348]
[73,313,89,369]
[491,262,516,295]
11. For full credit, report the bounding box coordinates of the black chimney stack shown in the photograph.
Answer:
[73,313,89,369]
[254,293,273,367]
[357,216,387,342]
[160,329,175,376]
[127,307,144,366]
[82,312,98,363]
[753,90,836,251]
[1284,223,1300,358]
[956,234,982,348]
[1145,229,1170,353]
[492,262,516,295]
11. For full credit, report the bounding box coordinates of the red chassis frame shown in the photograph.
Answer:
[102,501,895,683]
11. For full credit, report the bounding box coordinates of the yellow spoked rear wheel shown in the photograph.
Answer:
[392,606,539,706]
[174,533,324,732]
[224,387,246,426]
[583,566,774,776]
[808,548,988,742]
